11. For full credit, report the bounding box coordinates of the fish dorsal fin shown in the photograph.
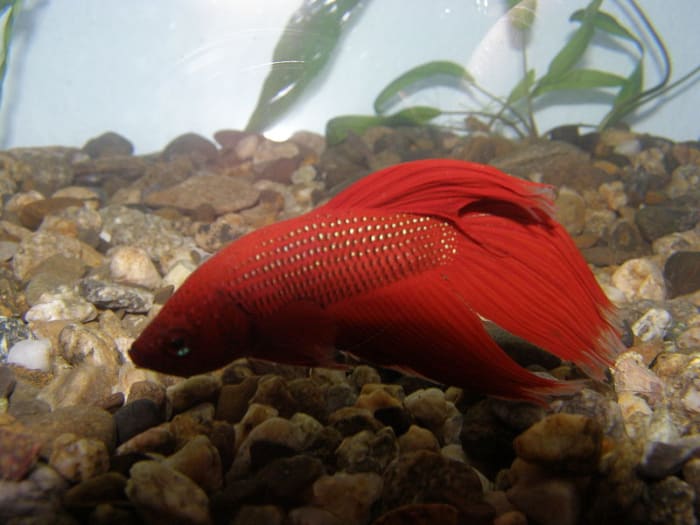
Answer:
[322,159,554,225]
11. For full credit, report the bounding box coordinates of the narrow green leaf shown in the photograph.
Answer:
[0,0,20,111]
[246,0,365,133]
[543,0,602,81]
[373,61,472,115]
[614,61,644,107]
[325,115,382,145]
[506,69,536,104]
[326,106,441,145]
[601,61,644,128]
[385,106,442,126]
[533,68,626,96]
[571,9,641,48]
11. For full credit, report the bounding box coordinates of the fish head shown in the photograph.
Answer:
[129,282,251,376]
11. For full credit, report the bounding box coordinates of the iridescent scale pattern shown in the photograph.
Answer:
[228,211,458,314]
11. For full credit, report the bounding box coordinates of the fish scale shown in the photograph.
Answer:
[227,211,457,314]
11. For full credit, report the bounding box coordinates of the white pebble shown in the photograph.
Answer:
[632,308,672,342]
[7,338,52,372]
[162,260,196,290]
[109,246,161,289]
[612,257,666,302]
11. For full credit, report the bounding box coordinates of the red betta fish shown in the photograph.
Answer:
[129,159,622,403]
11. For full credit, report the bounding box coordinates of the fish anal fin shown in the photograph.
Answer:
[330,278,572,404]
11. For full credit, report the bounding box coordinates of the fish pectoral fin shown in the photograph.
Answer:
[251,300,340,368]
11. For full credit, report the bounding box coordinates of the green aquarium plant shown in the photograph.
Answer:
[328,0,700,143]
[0,0,20,111]
[245,0,366,133]
[248,0,700,145]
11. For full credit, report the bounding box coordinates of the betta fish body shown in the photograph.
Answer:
[129,159,621,402]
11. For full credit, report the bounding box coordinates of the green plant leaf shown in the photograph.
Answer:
[326,106,441,145]
[600,61,643,128]
[0,0,20,111]
[570,9,641,48]
[506,69,536,104]
[533,68,626,96]
[541,0,602,82]
[245,0,365,133]
[614,61,644,107]
[373,61,473,115]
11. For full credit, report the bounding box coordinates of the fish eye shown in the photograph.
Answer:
[166,335,191,358]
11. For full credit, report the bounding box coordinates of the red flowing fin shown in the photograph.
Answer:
[329,278,581,404]
[445,211,623,379]
[323,158,622,380]
[322,158,555,222]
[252,300,341,368]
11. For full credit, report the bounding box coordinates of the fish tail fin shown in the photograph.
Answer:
[446,195,622,380]
[325,159,622,380]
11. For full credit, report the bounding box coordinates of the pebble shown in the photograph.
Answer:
[115,425,174,456]
[167,374,222,413]
[17,405,116,457]
[398,424,440,454]
[0,426,42,480]
[250,375,298,418]
[372,503,460,525]
[99,205,197,270]
[232,505,286,525]
[0,464,68,521]
[58,322,121,371]
[13,230,103,281]
[404,388,450,430]
[126,460,211,525]
[0,365,17,397]
[336,427,399,473]
[78,278,154,313]
[664,250,700,298]
[598,180,628,211]
[639,435,700,478]
[611,257,666,302]
[215,376,259,423]
[646,476,696,525]
[49,432,110,482]
[162,132,218,163]
[329,407,384,436]
[289,506,343,525]
[113,398,164,444]
[612,352,665,405]
[6,338,52,371]
[682,457,700,515]
[249,454,325,505]
[310,471,383,525]
[506,473,580,525]
[83,131,134,158]
[231,416,306,476]
[18,196,86,230]
[24,293,97,323]
[193,212,252,252]
[554,187,586,235]
[145,174,260,215]
[631,308,672,342]
[108,245,161,289]
[163,434,223,493]
[381,450,483,516]
[635,201,700,242]
[513,413,602,474]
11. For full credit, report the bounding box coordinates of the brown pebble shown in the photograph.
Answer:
[18,197,85,230]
